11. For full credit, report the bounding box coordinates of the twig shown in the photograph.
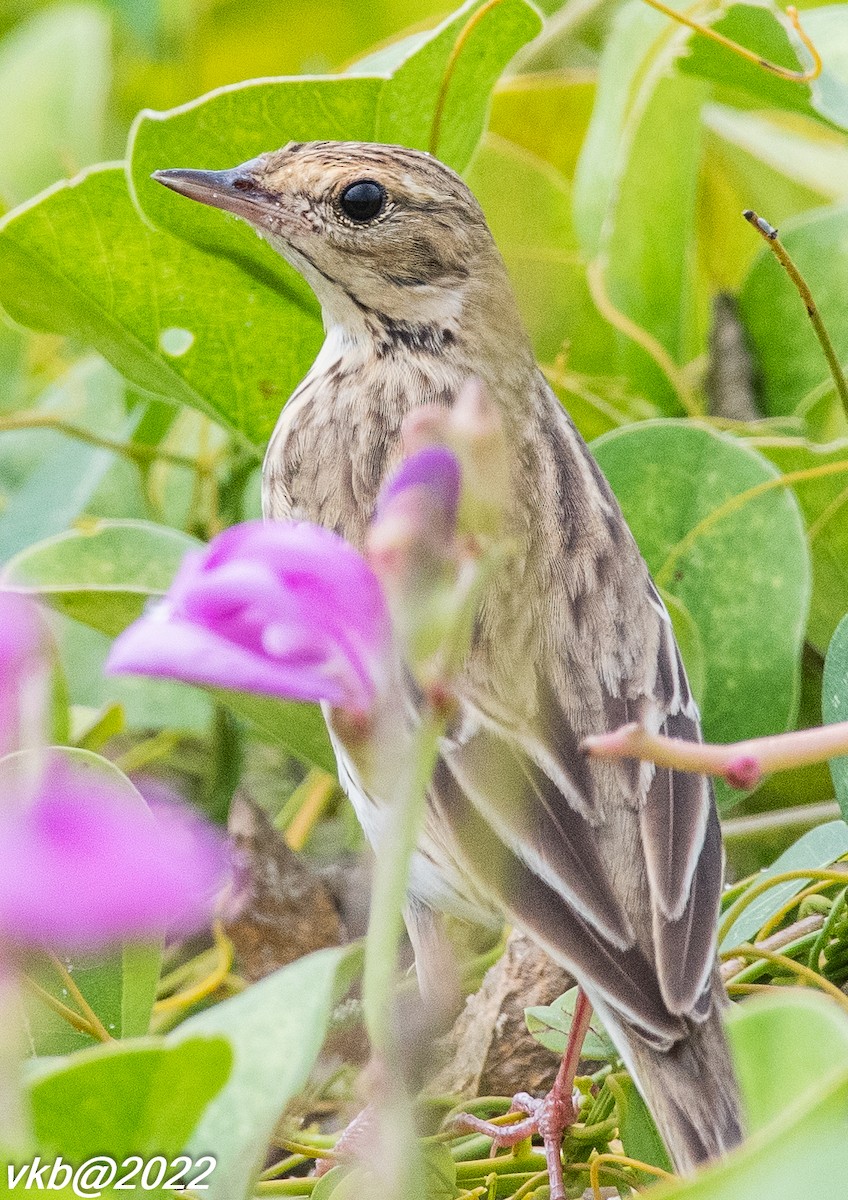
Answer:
[49,955,113,1042]
[718,943,848,1014]
[720,913,824,980]
[589,1153,675,1200]
[743,209,848,419]
[22,975,101,1040]
[0,414,201,470]
[582,717,848,791]
[641,1,821,82]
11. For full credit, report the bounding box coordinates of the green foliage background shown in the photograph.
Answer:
[1,0,848,1196]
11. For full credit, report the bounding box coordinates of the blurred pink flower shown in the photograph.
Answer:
[0,593,49,757]
[106,520,392,715]
[0,754,229,952]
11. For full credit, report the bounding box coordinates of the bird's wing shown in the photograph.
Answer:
[437,579,721,1040]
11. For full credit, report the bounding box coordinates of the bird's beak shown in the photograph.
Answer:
[152,162,275,225]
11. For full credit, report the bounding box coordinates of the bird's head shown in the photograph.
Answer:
[154,141,509,337]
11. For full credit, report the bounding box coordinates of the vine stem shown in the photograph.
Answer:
[640,0,822,82]
[0,413,200,469]
[719,943,848,1015]
[49,954,112,1042]
[743,209,848,419]
[582,716,848,792]
[719,868,848,944]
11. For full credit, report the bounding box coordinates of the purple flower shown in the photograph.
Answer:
[107,521,392,715]
[376,445,461,531]
[0,754,229,952]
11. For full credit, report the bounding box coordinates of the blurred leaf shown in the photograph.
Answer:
[525,987,617,1061]
[646,993,848,1199]
[489,73,596,181]
[573,0,707,410]
[738,205,848,418]
[650,993,848,1197]
[171,944,361,1200]
[2,519,201,637]
[0,4,110,208]
[616,1075,673,1177]
[593,422,811,810]
[753,437,848,653]
[5,748,162,1054]
[28,1037,231,1161]
[803,5,848,131]
[823,612,848,819]
[719,819,848,950]
[0,167,315,448]
[0,359,141,563]
[467,133,618,371]
[217,690,335,775]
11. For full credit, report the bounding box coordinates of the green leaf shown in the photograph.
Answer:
[27,1037,231,1162]
[216,690,335,775]
[0,359,142,563]
[171,944,361,1200]
[823,613,848,819]
[466,133,617,372]
[592,421,811,810]
[372,0,542,170]
[572,0,708,410]
[2,749,163,1054]
[616,1076,673,1177]
[1,520,201,637]
[753,437,848,653]
[525,987,617,1062]
[677,4,816,118]
[1,520,200,643]
[804,6,848,132]
[719,819,848,950]
[738,205,848,418]
[311,1145,456,1200]
[0,4,110,207]
[646,993,848,1199]
[0,166,318,448]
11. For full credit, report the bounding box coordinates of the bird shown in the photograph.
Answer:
[153,142,743,1194]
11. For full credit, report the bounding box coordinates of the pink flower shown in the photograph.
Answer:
[0,754,229,952]
[107,521,392,715]
[0,593,49,758]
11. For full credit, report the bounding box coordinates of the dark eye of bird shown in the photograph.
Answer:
[339,180,386,223]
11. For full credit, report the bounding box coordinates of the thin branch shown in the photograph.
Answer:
[641,0,821,83]
[22,975,101,1040]
[0,413,202,470]
[582,717,848,790]
[743,209,848,419]
[720,913,824,980]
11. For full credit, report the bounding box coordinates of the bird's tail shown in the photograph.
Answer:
[606,993,744,1174]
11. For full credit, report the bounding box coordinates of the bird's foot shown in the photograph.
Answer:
[314,1104,377,1177]
[450,1086,578,1200]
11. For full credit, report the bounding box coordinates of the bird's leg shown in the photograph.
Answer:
[449,989,594,1200]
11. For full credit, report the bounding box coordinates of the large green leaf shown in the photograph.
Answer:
[738,205,848,419]
[0,166,317,448]
[27,1037,231,1163]
[0,4,110,208]
[719,819,848,950]
[1,520,201,637]
[593,422,811,809]
[171,944,360,1200]
[647,992,848,1199]
[803,5,848,132]
[753,436,848,653]
[823,613,848,819]
[0,749,163,1055]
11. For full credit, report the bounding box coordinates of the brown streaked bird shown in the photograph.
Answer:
[154,142,743,1194]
